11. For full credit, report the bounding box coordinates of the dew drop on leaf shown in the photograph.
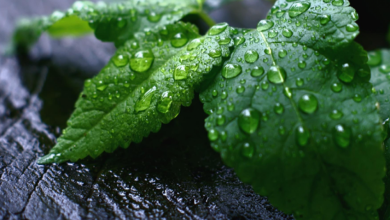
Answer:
[296,78,304,86]
[278,50,287,58]
[319,15,331,25]
[367,51,382,67]
[222,64,243,79]
[217,115,226,125]
[296,125,310,146]
[209,49,222,58]
[288,2,311,18]
[135,86,157,112]
[298,60,306,69]
[346,24,359,32]
[251,66,265,77]
[187,38,202,51]
[332,0,344,6]
[157,91,172,114]
[244,50,259,63]
[130,50,154,72]
[236,85,245,94]
[353,94,362,102]
[268,30,278,38]
[337,63,355,83]
[112,54,128,67]
[333,124,351,148]
[174,65,189,80]
[208,129,219,141]
[331,82,343,92]
[298,94,318,114]
[147,12,162,22]
[267,65,287,84]
[379,64,390,74]
[234,36,245,46]
[171,32,188,48]
[238,108,261,134]
[330,109,343,119]
[241,142,254,158]
[282,28,293,38]
[208,22,228,35]
[257,20,274,32]
[274,103,284,114]
[218,37,231,45]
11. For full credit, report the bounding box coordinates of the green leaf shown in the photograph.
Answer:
[38,21,234,164]
[200,0,385,219]
[369,49,390,219]
[13,0,201,48]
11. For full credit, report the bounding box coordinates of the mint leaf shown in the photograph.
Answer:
[200,0,385,219]
[38,21,234,164]
[13,0,200,48]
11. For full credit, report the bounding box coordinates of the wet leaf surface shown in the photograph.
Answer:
[0,0,291,219]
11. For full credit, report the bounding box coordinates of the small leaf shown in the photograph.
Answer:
[13,0,201,48]
[38,21,234,164]
[200,0,385,219]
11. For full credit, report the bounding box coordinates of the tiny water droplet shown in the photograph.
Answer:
[217,115,226,125]
[209,49,222,58]
[234,36,245,46]
[236,85,245,94]
[147,12,162,22]
[296,78,304,86]
[353,94,362,102]
[298,60,306,69]
[299,94,318,114]
[379,64,390,74]
[238,108,261,134]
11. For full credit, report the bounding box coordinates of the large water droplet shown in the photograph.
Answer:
[288,2,311,18]
[338,63,355,83]
[319,15,331,25]
[245,50,259,63]
[157,91,172,113]
[251,66,264,77]
[209,49,222,58]
[135,86,157,112]
[257,20,274,32]
[296,125,310,146]
[282,28,293,38]
[332,0,344,6]
[208,129,219,141]
[278,50,287,58]
[331,82,342,92]
[130,50,154,72]
[299,94,318,114]
[238,108,260,134]
[379,64,390,74]
[267,66,287,84]
[234,36,245,46]
[222,64,242,79]
[367,50,382,67]
[217,115,226,125]
[112,54,128,67]
[346,24,359,32]
[174,65,189,80]
[187,38,202,51]
[333,124,351,148]
[171,33,188,48]
[208,22,228,35]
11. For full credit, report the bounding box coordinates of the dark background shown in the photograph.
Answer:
[0,0,389,219]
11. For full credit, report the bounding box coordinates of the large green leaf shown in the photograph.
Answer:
[38,21,235,164]
[200,0,385,219]
[13,0,201,48]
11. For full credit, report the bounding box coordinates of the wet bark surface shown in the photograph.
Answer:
[0,0,292,219]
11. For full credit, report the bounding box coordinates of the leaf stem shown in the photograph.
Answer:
[197,11,216,27]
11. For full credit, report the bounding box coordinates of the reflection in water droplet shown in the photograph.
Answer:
[174,65,189,80]
[112,54,129,67]
[171,33,188,48]
[238,108,261,134]
[337,63,355,83]
[245,50,259,63]
[130,50,154,72]
[157,91,172,114]
[251,66,264,77]
[267,66,287,84]
[288,2,311,18]
[135,86,157,112]
[346,24,359,32]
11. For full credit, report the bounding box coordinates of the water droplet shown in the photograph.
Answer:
[221,91,228,99]
[267,65,287,84]
[278,50,287,58]
[319,15,331,25]
[333,124,351,148]
[298,60,306,69]
[234,36,245,46]
[174,65,189,80]
[346,24,359,32]
[112,54,128,67]
[147,12,162,22]
[284,87,293,98]
[338,63,355,83]
[209,49,222,58]
[135,86,157,112]
[331,82,342,92]
[279,126,286,135]
[274,103,284,114]
[228,102,235,111]
[261,81,269,90]
[353,94,362,102]
[299,94,318,114]
[208,22,228,35]
[171,33,188,48]
[218,37,231,45]
[241,142,254,158]
[268,30,278,38]
[187,38,202,51]
[238,108,260,134]
[296,78,304,86]
[282,28,293,38]
[244,50,259,63]
[157,91,172,113]
[97,84,107,91]
[288,2,311,18]
[222,64,242,79]
[257,20,274,32]
[332,0,344,6]
[296,125,310,146]
[351,10,359,21]
[236,85,245,94]
[208,129,219,141]
[251,66,264,77]
[367,51,382,67]
[330,109,343,119]
[217,115,226,125]
[379,64,390,74]
[130,50,154,72]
